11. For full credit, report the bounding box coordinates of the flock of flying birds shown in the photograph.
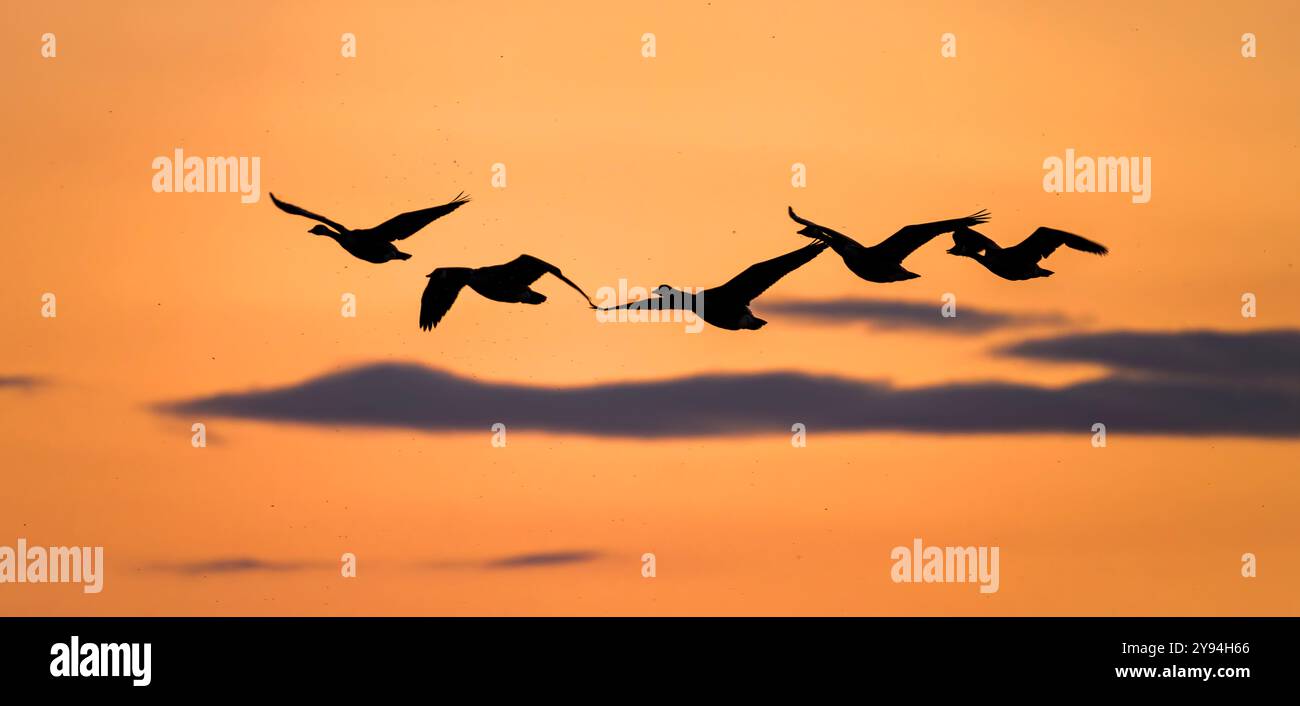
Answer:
[269,192,1109,331]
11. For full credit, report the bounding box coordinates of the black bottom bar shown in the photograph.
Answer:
[0,617,1290,693]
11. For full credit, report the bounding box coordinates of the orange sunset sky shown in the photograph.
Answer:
[2,0,1298,615]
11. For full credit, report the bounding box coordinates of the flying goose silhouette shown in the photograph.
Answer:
[596,243,827,330]
[787,207,990,282]
[270,191,470,264]
[946,226,1108,280]
[419,254,595,330]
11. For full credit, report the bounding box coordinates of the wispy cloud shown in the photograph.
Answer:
[146,558,317,575]
[1002,329,1300,383]
[483,551,602,569]
[763,297,1070,333]
[0,375,44,389]
[156,330,1300,438]
[148,551,603,576]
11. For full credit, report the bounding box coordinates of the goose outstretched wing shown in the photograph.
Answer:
[419,268,473,330]
[1018,227,1108,260]
[875,210,991,258]
[711,243,828,304]
[787,207,865,249]
[371,192,471,241]
[269,193,349,233]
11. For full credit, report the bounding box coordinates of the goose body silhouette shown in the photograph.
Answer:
[596,243,827,330]
[947,226,1108,280]
[420,254,595,329]
[270,192,470,263]
[787,207,990,282]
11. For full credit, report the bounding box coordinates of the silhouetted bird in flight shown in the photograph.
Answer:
[419,254,595,329]
[270,192,470,263]
[787,207,990,282]
[946,226,1108,280]
[596,243,827,330]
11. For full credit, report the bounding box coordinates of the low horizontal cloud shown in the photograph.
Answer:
[763,297,1069,333]
[146,558,317,575]
[1003,329,1300,383]
[0,375,44,389]
[423,551,605,571]
[156,329,1300,437]
[484,551,602,569]
[144,551,600,579]
[149,552,603,576]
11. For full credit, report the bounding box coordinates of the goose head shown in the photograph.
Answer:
[308,224,337,237]
[946,241,982,257]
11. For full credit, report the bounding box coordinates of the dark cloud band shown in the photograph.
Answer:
[157,330,1300,438]
[762,298,1070,333]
